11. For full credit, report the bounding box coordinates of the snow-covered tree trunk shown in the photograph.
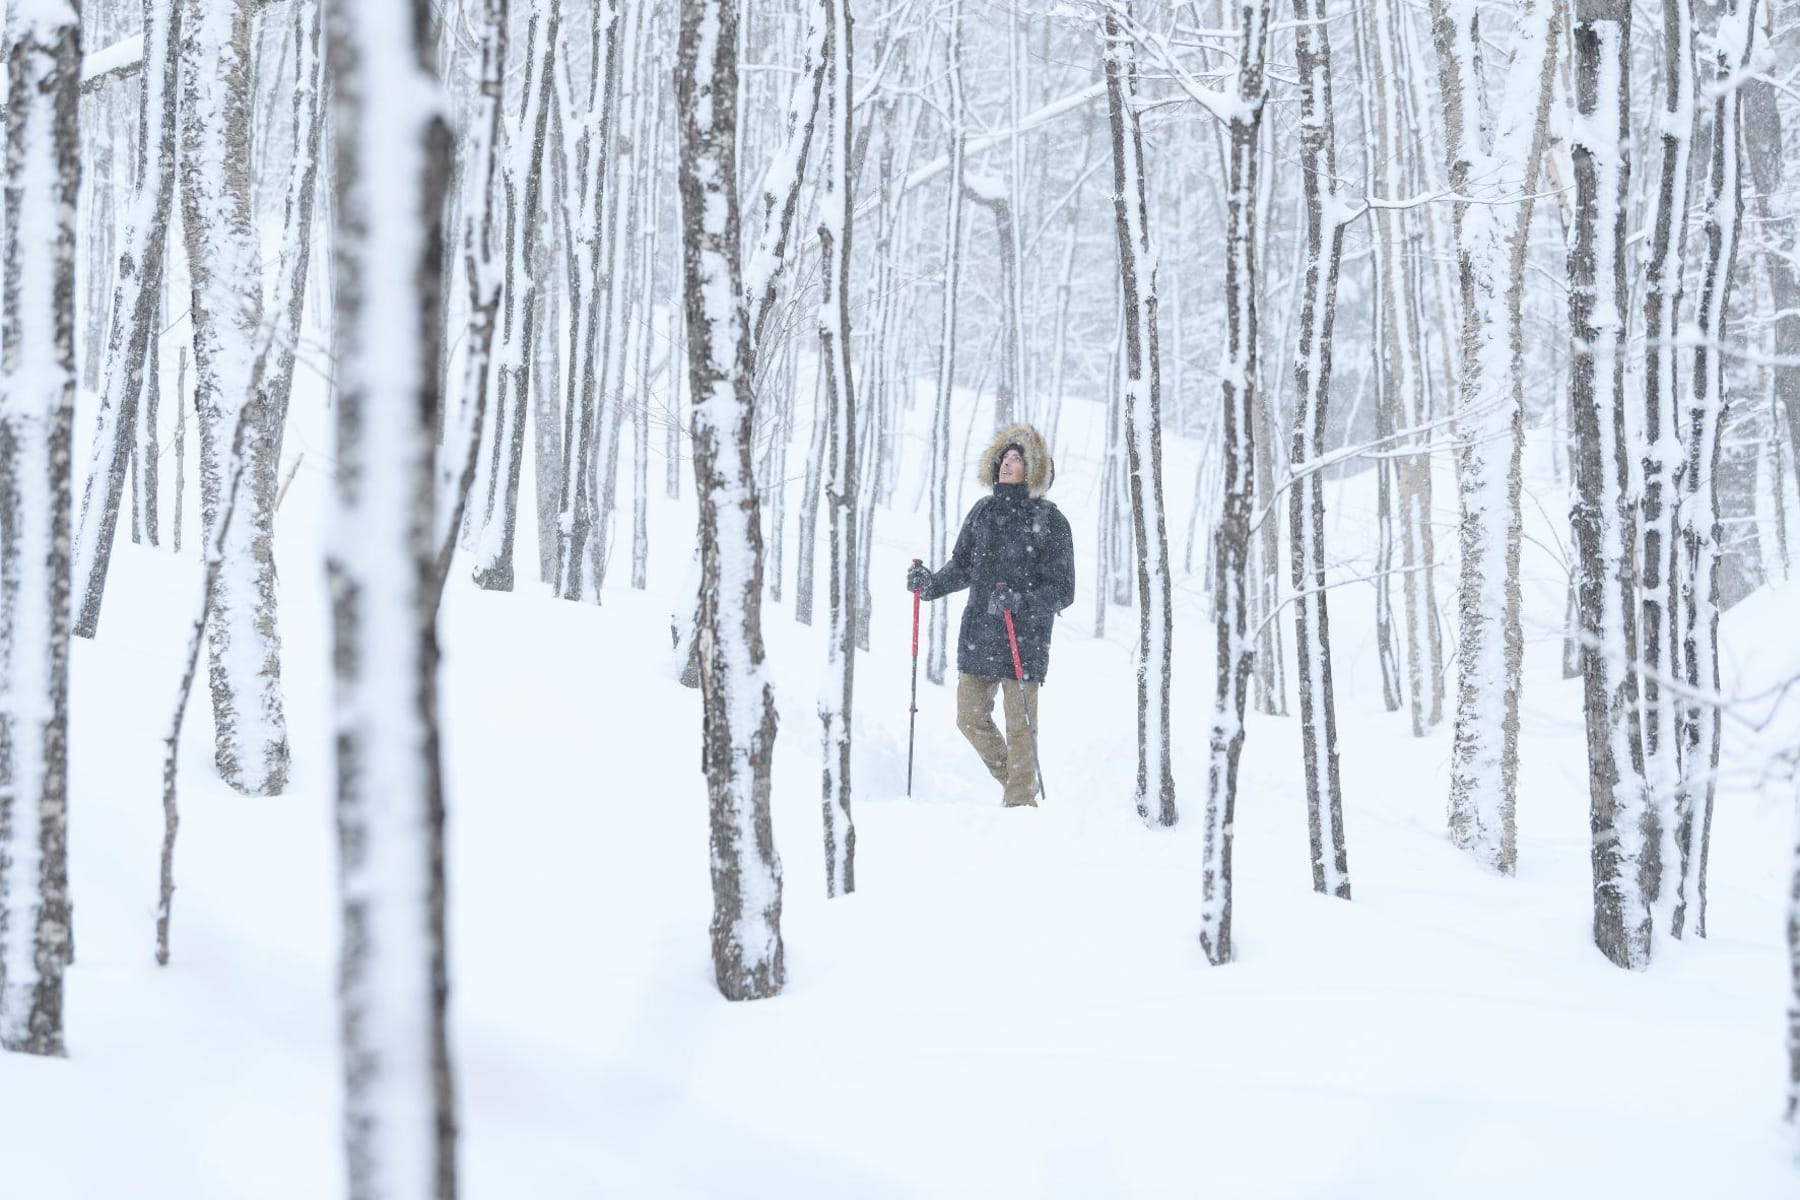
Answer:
[132,325,160,549]
[1744,76,1798,483]
[1424,0,1560,874]
[962,180,1021,430]
[795,368,826,625]
[1101,10,1174,828]
[469,0,554,593]
[323,0,458,1191]
[743,0,825,355]
[1680,0,1760,940]
[629,43,661,593]
[925,0,964,688]
[1250,109,1286,719]
[0,0,80,1059]
[1361,0,1443,737]
[1570,0,1652,970]
[256,0,325,495]
[179,0,289,797]
[1289,0,1350,898]
[69,0,177,639]
[677,0,786,1000]
[1640,0,1695,941]
[554,0,621,603]
[816,0,855,897]
[587,0,647,597]
[1199,0,1268,967]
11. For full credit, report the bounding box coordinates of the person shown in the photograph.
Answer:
[907,423,1075,807]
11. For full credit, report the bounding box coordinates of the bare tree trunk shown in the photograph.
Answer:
[1680,0,1760,940]
[1641,0,1695,941]
[925,0,964,688]
[1425,0,1560,874]
[470,0,555,593]
[795,366,826,625]
[1570,0,1652,970]
[587,0,648,596]
[324,0,457,1192]
[677,0,786,1001]
[1361,0,1442,735]
[816,0,856,895]
[1744,74,1799,485]
[180,0,289,797]
[70,0,180,639]
[134,318,160,547]
[1289,0,1351,898]
[0,0,81,1059]
[1199,0,1268,967]
[1102,5,1175,829]
[555,0,622,602]
[962,181,1020,430]
[1250,109,1286,718]
[630,41,662,593]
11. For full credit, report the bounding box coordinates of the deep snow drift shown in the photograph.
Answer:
[2,356,1796,1197]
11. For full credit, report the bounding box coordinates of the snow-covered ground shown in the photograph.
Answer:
[3,356,1796,1197]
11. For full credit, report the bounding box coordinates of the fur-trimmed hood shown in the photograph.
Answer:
[976,423,1054,499]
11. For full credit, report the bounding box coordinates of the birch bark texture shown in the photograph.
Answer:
[676,0,786,1000]
[462,0,535,594]
[1423,0,1561,874]
[1198,0,1269,967]
[1679,0,1760,941]
[1101,3,1175,829]
[179,0,290,797]
[0,0,80,1059]
[1568,0,1652,971]
[816,0,856,897]
[323,0,459,1193]
[70,0,179,641]
[1640,0,1695,943]
[1288,0,1350,898]
[926,0,965,688]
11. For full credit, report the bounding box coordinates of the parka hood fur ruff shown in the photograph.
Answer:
[977,423,1054,499]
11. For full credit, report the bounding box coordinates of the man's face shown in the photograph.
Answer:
[999,448,1026,484]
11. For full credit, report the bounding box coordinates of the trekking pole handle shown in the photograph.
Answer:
[910,560,923,659]
[998,584,1027,683]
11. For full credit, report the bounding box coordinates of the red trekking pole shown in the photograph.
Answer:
[998,584,1046,801]
[907,560,923,797]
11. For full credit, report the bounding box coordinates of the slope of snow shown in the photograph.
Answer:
[1,343,1795,1195]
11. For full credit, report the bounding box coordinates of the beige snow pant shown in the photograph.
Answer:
[956,673,1040,807]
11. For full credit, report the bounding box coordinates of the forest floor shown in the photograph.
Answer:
[2,358,1797,1197]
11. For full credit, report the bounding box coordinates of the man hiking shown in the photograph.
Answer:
[907,423,1075,807]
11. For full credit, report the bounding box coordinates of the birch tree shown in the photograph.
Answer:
[1198,0,1269,966]
[1640,0,1696,942]
[1358,0,1443,737]
[816,0,856,896]
[925,0,965,688]
[1101,2,1175,828]
[323,0,458,1192]
[677,0,786,1000]
[1569,0,1651,970]
[69,0,179,640]
[464,0,545,594]
[0,0,80,1059]
[1288,0,1350,897]
[1424,0,1561,874]
[1679,0,1761,939]
[179,0,289,796]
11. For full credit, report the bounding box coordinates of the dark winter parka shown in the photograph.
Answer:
[918,424,1076,682]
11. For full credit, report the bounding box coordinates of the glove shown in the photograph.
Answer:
[906,562,932,593]
[989,584,1023,617]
